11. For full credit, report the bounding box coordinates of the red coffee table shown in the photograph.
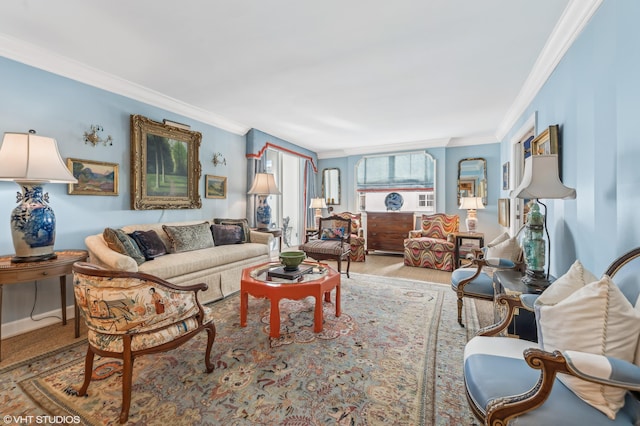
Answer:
[240,261,341,338]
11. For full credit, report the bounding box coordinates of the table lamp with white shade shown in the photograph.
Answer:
[247,172,281,231]
[309,197,327,228]
[0,131,78,262]
[511,154,576,287]
[459,196,485,233]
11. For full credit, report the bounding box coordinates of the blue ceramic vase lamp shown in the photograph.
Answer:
[247,172,281,231]
[0,131,78,262]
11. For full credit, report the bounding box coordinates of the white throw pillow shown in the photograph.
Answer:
[484,236,520,262]
[534,260,640,419]
[486,232,510,247]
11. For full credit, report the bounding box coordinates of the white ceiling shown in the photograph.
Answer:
[0,0,598,158]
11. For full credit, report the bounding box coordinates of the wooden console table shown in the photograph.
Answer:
[0,249,88,361]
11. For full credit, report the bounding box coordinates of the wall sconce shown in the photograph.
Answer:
[83,125,113,147]
[212,152,227,167]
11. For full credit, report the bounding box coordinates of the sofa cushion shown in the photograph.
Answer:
[103,228,146,265]
[163,222,215,253]
[137,243,269,280]
[213,218,250,243]
[129,230,167,260]
[534,260,640,419]
[211,224,243,246]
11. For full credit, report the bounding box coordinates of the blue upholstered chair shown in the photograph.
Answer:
[463,247,640,425]
[450,234,523,327]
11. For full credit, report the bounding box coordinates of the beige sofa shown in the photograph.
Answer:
[84,220,273,303]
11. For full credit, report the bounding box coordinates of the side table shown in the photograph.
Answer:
[253,228,283,252]
[0,249,88,361]
[454,232,485,267]
[492,270,555,342]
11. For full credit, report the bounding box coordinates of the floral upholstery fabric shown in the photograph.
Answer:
[74,271,212,353]
[335,212,365,262]
[403,213,459,272]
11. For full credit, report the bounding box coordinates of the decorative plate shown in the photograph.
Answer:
[384,192,404,211]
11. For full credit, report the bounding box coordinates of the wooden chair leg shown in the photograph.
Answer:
[77,346,95,396]
[204,323,216,373]
[346,255,351,278]
[120,340,134,424]
[337,258,342,274]
[457,295,465,327]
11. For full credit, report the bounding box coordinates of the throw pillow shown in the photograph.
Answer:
[211,224,243,246]
[487,232,510,247]
[534,261,640,419]
[163,222,214,253]
[213,218,250,243]
[103,228,146,265]
[484,236,520,262]
[321,227,345,240]
[129,230,167,260]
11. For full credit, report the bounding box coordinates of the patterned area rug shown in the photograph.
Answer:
[3,273,481,425]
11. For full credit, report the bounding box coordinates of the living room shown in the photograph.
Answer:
[1,0,639,424]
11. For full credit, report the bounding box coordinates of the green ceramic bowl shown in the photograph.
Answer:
[279,251,306,271]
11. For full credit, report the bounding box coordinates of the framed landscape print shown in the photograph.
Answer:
[205,175,227,199]
[67,158,119,196]
[130,114,202,210]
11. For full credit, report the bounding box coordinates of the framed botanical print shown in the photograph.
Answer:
[67,158,119,196]
[130,114,202,210]
[205,175,227,199]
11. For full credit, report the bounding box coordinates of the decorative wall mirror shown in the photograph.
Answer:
[322,168,340,205]
[457,158,487,206]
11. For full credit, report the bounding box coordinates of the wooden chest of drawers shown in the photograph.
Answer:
[366,211,415,253]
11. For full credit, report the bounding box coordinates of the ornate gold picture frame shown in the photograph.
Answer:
[531,124,559,155]
[130,114,202,210]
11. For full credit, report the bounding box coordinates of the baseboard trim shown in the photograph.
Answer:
[1,305,76,339]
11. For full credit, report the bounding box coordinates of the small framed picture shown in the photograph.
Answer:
[502,162,510,190]
[67,158,119,196]
[205,175,227,199]
[498,198,510,227]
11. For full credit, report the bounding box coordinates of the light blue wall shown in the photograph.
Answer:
[318,142,502,240]
[0,57,248,323]
[500,0,640,276]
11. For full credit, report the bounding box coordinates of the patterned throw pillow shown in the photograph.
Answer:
[211,224,243,246]
[129,230,168,260]
[213,218,250,243]
[103,228,146,265]
[163,222,215,253]
[321,227,345,240]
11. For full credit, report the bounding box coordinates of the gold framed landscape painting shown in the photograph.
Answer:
[130,114,202,210]
[67,158,119,196]
[205,175,227,199]
[498,198,510,227]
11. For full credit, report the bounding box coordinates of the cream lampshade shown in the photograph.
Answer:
[309,197,327,228]
[247,172,281,231]
[511,154,576,287]
[0,131,78,262]
[459,196,485,233]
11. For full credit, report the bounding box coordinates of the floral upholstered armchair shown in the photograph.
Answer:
[334,211,366,262]
[403,213,459,271]
[72,262,216,423]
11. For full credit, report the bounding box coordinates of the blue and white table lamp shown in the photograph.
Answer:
[0,131,78,262]
[247,172,281,231]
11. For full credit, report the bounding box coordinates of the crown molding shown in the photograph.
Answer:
[495,0,604,141]
[0,34,250,136]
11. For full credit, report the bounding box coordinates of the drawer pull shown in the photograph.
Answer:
[42,271,48,276]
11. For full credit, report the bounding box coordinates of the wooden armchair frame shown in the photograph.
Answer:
[300,215,352,277]
[72,262,216,423]
[466,247,640,425]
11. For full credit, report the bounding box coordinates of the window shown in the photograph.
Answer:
[356,151,436,212]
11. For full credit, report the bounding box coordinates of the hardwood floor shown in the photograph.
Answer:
[1,253,452,367]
